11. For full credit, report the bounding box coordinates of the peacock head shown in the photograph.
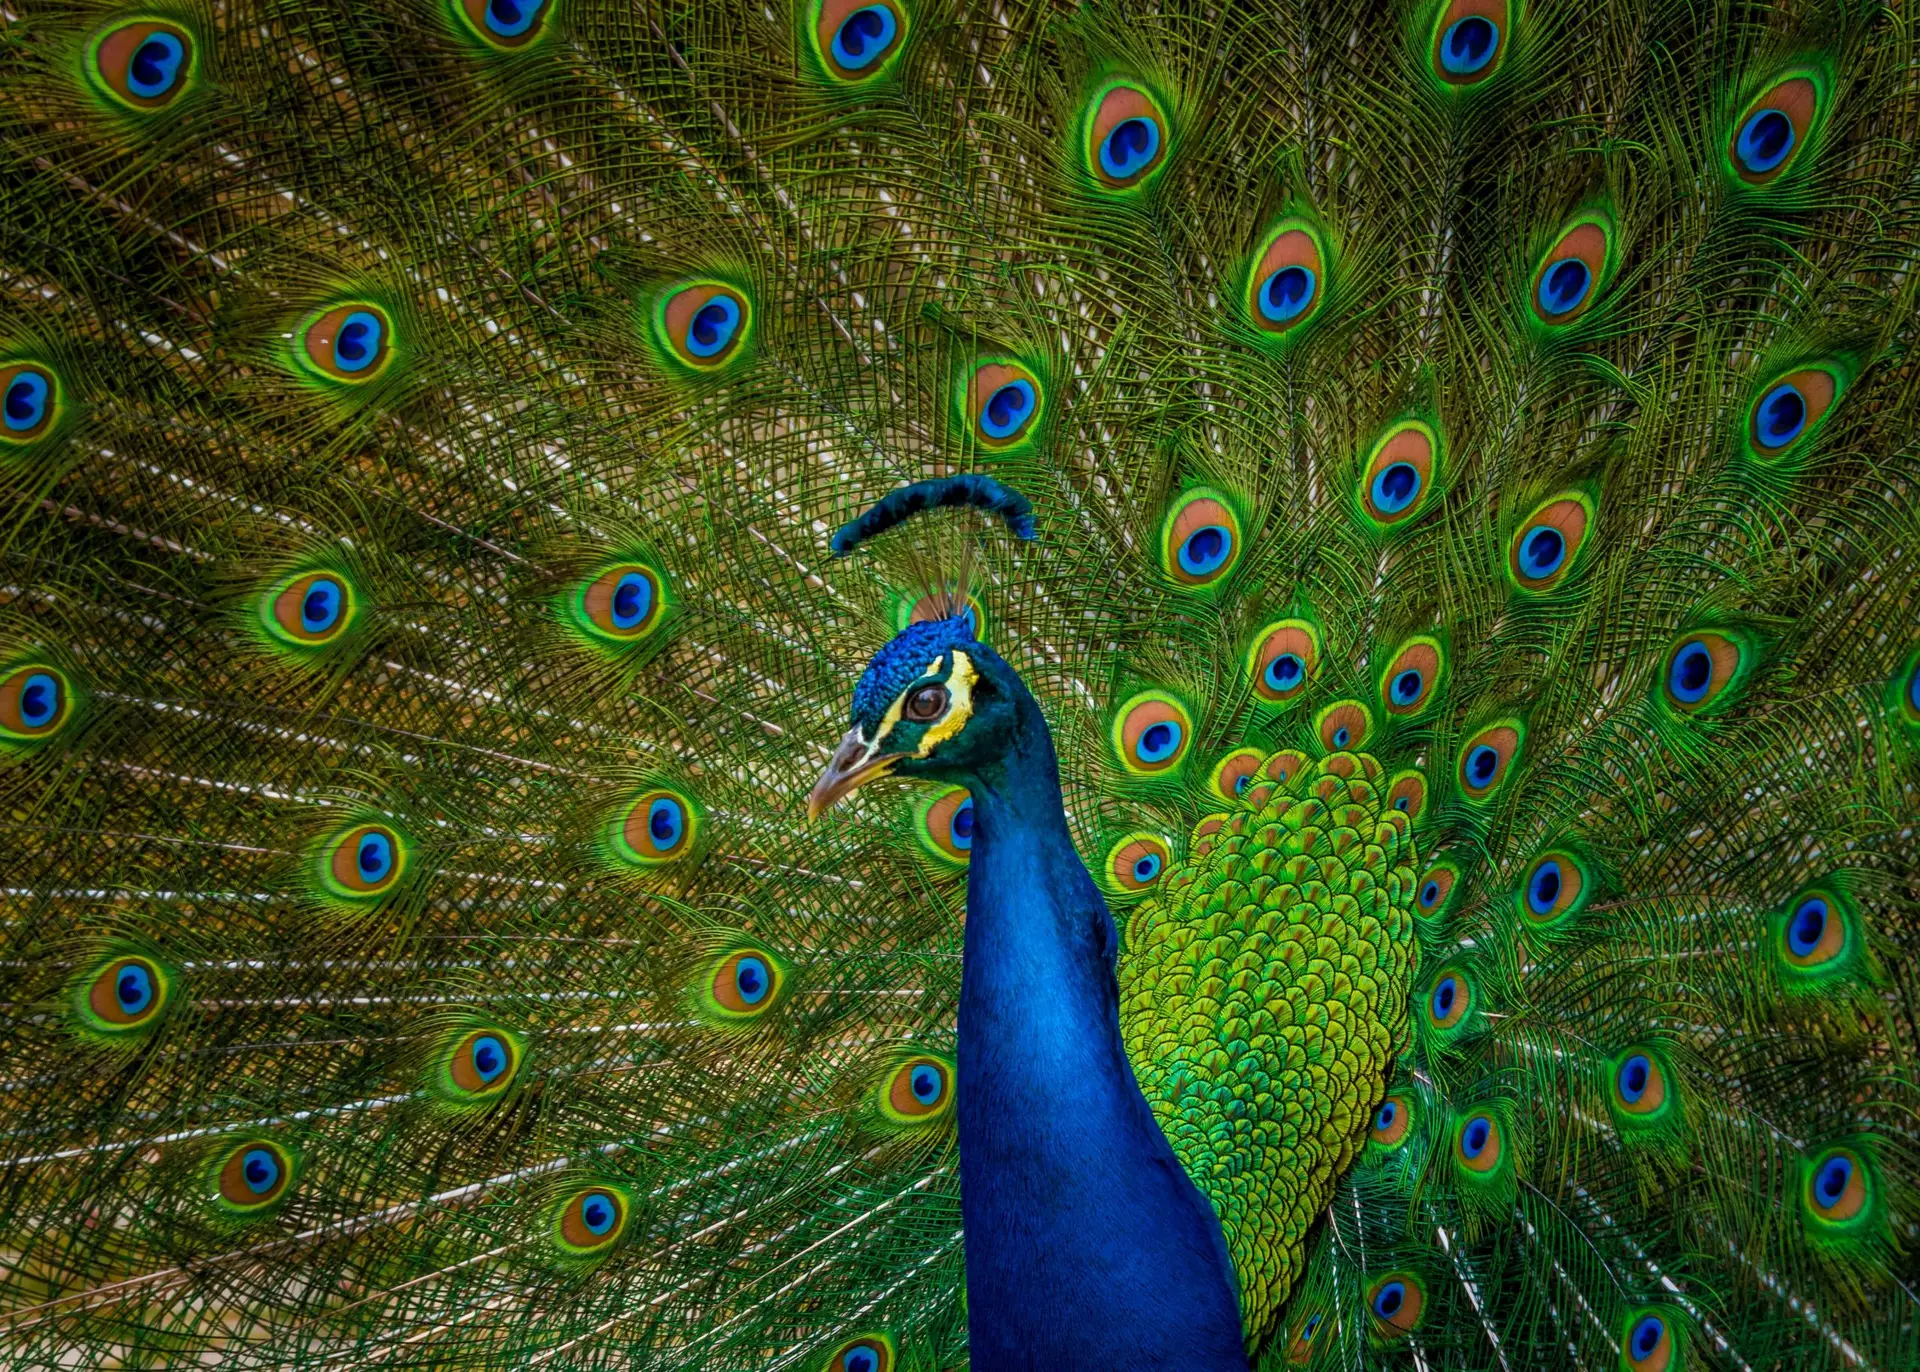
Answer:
[808,613,1024,818]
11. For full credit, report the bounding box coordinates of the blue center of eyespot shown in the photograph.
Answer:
[486,0,544,37]
[734,955,769,1005]
[980,379,1036,440]
[1631,1315,1665,1359]
[357,831,394,882]
[1538,258,1592,317]
[1371,461,1421,514]
[1265,652,1304,692]
[471,1034,507,1083]
[1394,795,1409,811]
[1177,524,1232,576]
[1099,116,1160,181]
[1421,879,1440,907]
[1813,1155,1853,1208]
[1519,526,1566,580]
[127,32,186,98]
[1331,726,1350,748]
[1132,852,1163,883]
[1668,639,1713,702]
[19,672,60,729]
[686,295,741,359]
[1301,1314,1321,1341]
[648,797,684,850]
[1909,661,1920,711]
[1234,773,1250,795]
[1528,860,1562,914]
[116,965,154,1013]
[1756,382,1807,448]
[1617,1053,1651,1104]
[1258,265,1316,324]
[1374,1101,1397,1132]
[1373,1281,1406,1318]
[610,571,653,631]
[242,1148,279,1194]
[1391,668,1424,705]
[301,578,344,634]
[843,1349,879,1372]
[1737,108,1795,174]
[1787,897,1828,957]
[832,6,897,69]
[1431,976,1457,1019]
[949,798,974,850]
[1440,15,1497,74]
[910,1065,942,1103]
[1136,720,1181,763]
[333,311,383,373]
[1465,743,1499,787]
[581,1192,616,1235]
[1462,1116,1491,1157]
[5,371,49,431]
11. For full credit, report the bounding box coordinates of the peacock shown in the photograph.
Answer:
[1,0,1917,1366]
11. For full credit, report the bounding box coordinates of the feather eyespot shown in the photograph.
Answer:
[1415,860,1458,915]
[964,360,1044,451]
[1106,832,1172,893]
[1368,1273,1426,1336]
[215,1140,293,1213]
[813,0,907,80]
[1426,970,1470,1030]
[455,0,552,47]
[1359,421,1437,526]
[1160,490,1241,588]
[1209,748,1263,803]
[1662,630,1752,713]
[1,363,61,442]
[1261,748,1308,785]
[556,1187,628,1253]
[322,824,407,900]
[574,563,665,644]
[880,1054,953,1124]
[298,304,392,383]
[89,20,195,110]
[1111,692,1192,775]
[1780,891,1846,968]
[446,1029,519,1096]
[1246,221,1326,335]
[264,571,356,649]
[1285,1310,1325,1364]
[1248,620,1320,703]
[617,789,697,866]
[1746,365,1840,460]
[917,786,974,864]
[1457,722,1521,800]
[709,948,783,1017]
[654,281,751,371]
[82,955,169,1033]
[1729,74,1820,186]
[1385,770,1427,822]
[1508,493,1592,593]
[1,664,74,742]
[1623,1312,1675,1372]
[1804,1148,1869,1225]
[1520,850,1587,928]
[1531,218,1611,326]
[905,591,985,639]
[1316,700,1372,754]
[828,1336,894,1372]
[1429,0,1509,86]
[1610,1050,1669,1117]
[1380,636,1443,716]
[1369,1092,1414,1150]
[1084,81,1169,191]
[1455,1112,1501,1172]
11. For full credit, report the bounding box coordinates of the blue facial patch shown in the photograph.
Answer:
[850,616,977,734]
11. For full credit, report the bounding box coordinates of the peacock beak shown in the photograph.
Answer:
[808,728,903,821]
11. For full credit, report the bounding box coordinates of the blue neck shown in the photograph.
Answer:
[955,685,1246,1371]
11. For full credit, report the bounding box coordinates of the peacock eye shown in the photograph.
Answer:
[904,683,949,722]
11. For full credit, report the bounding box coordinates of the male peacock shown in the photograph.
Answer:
[1,0,1916,1368]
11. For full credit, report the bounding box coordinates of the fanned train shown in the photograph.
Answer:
[1,0,1917,1368]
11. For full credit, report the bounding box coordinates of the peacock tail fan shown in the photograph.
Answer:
[1,0,1915,1368]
